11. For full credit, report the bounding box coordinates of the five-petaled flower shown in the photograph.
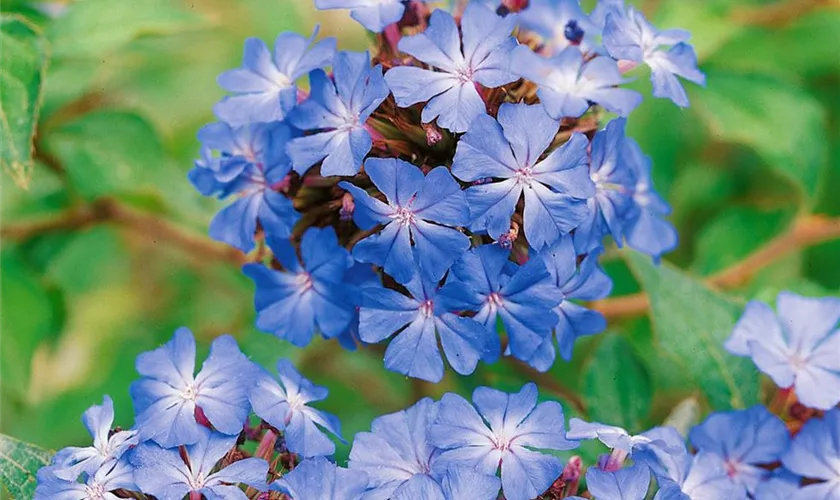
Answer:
[725,291,840,410]
[244,226,359,347]
[249,359,344,457]
[452,103,594,250]
[131,428,268,500]
[214,30,336,125]
[429,383,577,500]
[384,2,518,133]
[340,157,471,283]
[287,50,390,177]
[130,328,254,448]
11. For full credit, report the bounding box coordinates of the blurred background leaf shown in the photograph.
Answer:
[1,0,839,472]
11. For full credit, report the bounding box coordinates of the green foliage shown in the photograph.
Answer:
[626,252,760,410]
[583,335,652,432]
[0,15,48,189]
[0,434,51,499]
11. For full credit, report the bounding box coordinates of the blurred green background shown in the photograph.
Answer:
[1,0,839,471]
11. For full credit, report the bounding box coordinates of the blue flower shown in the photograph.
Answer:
[511,45,642,119]
[753,471,801,500]
[567,419,681,458]
[272,456,369,500]
[314,0,423,33]
[130,328,254,448]
[48,395,138,481]
[602,7,705,107]
[191,121,301,252]
[573,117,637,254]
[429,383,577,500]
[340,157,470,283]
[131,428,268,500]
[624,137,677,259]
[391,467,502,500]
[782,409,840,499]
[359,272,496,382]
[287,51,389,177]
[652,452,737,500]
[35,458,137,500]
[214,30,336,125]
[442,244,561,362]
[451,103,594,250]
[527,236,611,371]
[724,291,840,410]
[518,0,599,53]
[384,3,518,133]
[688,406,789,495]
[250,359,343,457]
[349,398,442,499]
[585,462,651,500]
[243,227,358,347]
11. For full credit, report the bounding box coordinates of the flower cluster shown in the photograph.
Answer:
[35,290,840,498]
[190,0,700,383]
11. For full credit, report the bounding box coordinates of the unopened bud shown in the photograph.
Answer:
[564,19,585,45]
[498,221,519,249]
[599,448,629,472]
[340,192,355,221]
[562,455,582,495]
[502,0,529,13]
[423,123,443,146]
[194,406,212,429]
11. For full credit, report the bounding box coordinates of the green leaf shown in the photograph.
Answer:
[583,335,652,432]
[691,69,827,202]
[626,251,760,410]
[0,15,48,189]
[0,434,51,499]
[45,110,165,200]
[46,0,203,59]
[45,226,131,295]
[0,250,61,399]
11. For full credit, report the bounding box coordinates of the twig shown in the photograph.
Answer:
[730,0,837,28]
[507,359,588,415]
[591,215,840,320]
[1,198,247,266]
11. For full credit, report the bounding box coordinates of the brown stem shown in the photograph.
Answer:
[591,215,840,320]
[1,198,247,266]
[506,358,588,415]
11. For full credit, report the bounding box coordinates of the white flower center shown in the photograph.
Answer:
[487,292,504,309]
[274,73,292,89]
[188,472,207,490]
[85,482,107,499]
[296,272,314,291]
[181,383,198,401]
[454,64,474,83]
[419,299,435,319]
[514,168,534,187]
[391,206,416,227]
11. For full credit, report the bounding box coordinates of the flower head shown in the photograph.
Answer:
[272,456,369,499]
[340,157,470,283]
[191,121,301,252]
[443,244,561,362]
[384,3,518,132]
[451,103,594,250]
[782,410,840,498]
[349,398,442,499]
[688,406,790,495]
[35,458,136,500]
[724,291,840,410]
[49,395,138,481]
[511,45,642,119]
[250,359,343,457]
[287,51,389,176]
[244,226,359,347]
[214,30,336,125]
[359,271,496,382]
[585,462,651,500]
[573,117,637,253]
[603,7,705,107]
[131,428,268,500]
[528,235,611,370]
[429,383,576,500]
[130,328,254,448]
[518,0,598,53]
